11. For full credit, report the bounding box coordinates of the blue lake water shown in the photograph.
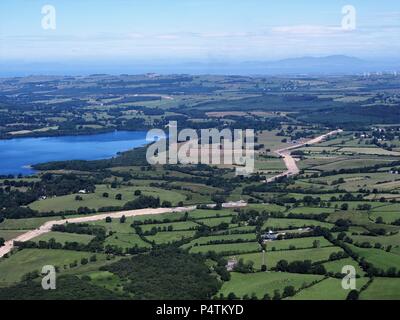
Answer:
[0,131,148,175]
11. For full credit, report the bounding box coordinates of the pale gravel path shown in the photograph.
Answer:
[0,201,247,258]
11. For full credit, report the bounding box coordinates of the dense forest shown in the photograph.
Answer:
[103,248,221,299]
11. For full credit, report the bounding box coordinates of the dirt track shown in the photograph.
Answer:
[0,201,247,258]
[265,129,342,183]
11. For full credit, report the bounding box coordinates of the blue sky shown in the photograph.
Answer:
[0,0,399,62]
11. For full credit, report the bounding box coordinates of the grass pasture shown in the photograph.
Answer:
[189,241,260,255]
[360,278,400,300]
[33,231,94,245]
[219,272,323,299]
[231,246,344,270]
[182,233,257,249]
[28,184,187,212]
[347,244,400,271]
[289,277,370,300]
[264,218,334,230]
[0,249,106,287]
[265,237,332,252]
[322,257,364,275]
[104,233,152,249]
[0,230,27,241]
[139,221,199,233]
[145,230,196,245]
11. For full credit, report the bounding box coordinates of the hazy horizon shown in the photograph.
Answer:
[1,0,399,76]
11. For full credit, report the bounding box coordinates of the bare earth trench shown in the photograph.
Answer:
[265,129,343,183]
[0,130,341,258]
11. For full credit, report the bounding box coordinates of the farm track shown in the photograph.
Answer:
[0,201,247,258]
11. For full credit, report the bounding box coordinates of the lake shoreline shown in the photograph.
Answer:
[0,128,148,141]
[0,131,149,176]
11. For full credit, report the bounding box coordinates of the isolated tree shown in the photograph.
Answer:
[261,264,267,272]
[346,290,359,300]
[0,237,4,247]
[120,215,126,224]
[134,190,142,196]
[283,286,296,298]
[105,216,112,223]
[276,260,289,272]
[272,289,281,300]
[102,192,109,198]
[263,293,271,300]
[227,292,237,300]
[374,243,382,249]
[341,203,349,211]
[162,200,172,208]
[115,194,122,200]
[75,195,83,201]
[313,240,320,248]
[375,217,384,224]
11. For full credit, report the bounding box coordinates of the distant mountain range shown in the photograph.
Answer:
[240,55,394,75]
[1,55,399,76]
[185,55,399,75]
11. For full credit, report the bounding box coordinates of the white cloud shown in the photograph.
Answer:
[271,25,343,35]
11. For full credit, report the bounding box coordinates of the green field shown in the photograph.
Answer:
[182,233,257,249]
[289,277,370,300]
[219,272,324,299]
[197,216,235,227]
[189,241,260,255]
[327,211,399,233]
[0,230,27,241]
[188,209,235,219]
[339,147,400,156]
[287,207,336,216]
[145,230,196,244]
[0,249,106,287]
[245,203,287,212]
[264,218,334,230]
[104,233,152,249]
[360,278,400,300]
[28,184,187,212]
[0,216,67,230]
[231,246,344,270]
[34,231,94,245]
[88,219,136,234]
[349,232,400,250]
[265,237,332,252]
[347,244,400,271]
[140,220,199,232]
[322,257,364,275]
[312,158,396,171]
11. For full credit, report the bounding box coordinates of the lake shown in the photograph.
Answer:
[0,131,148,175]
